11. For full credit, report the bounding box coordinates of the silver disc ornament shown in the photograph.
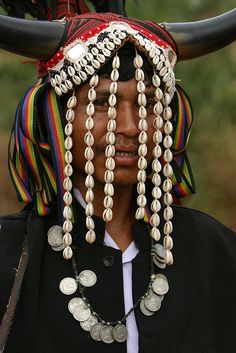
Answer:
[100,325,114,344]
[68,297,84,314]
[73,301,91,322]
[59,277,78,295]
[78,270,97,287]
[47,225,64,247]
[90,323,104,341]
[152,274,169,295]
[80,315,98,331]
[140,299,155,316]
[144,291,162,312]
[113,324,128,342]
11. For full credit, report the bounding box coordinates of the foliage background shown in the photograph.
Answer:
[0,0,235,230]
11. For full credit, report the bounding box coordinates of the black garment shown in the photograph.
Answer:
[0,204,236,353]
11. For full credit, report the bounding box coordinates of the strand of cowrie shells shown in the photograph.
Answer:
[134,51,148,221]
[84,74,99,244]
[162,91,174,265]
[103,54,119,222]
[62,91,77,260]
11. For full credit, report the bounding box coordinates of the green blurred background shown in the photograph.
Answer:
[0,0,236,230]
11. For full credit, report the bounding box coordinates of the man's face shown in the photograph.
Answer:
[72,77,156,188]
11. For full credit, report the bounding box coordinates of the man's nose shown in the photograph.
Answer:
[115,102,139,137]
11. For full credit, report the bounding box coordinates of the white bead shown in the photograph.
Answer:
[108,107,117,119]
[66,109,75,122]
[85,202,94,217]
[152,173,161,186]
[63,246,73,260]
[97,54,105,63]
[163,135,173,149]
[65,150,73,164]
[149,48,156,59]
[151,199,161,213]
[162,93,171,105]
[108,94,117,107]
[104,170,114,183]
[80,58,87,67]
[110,69,119,82]
[63,219,73,233]
[105,157,115,171]
[134,55,143,68]
[50,78,56,87]
[163,164,173,178]
[152,159,162,173]
[85,188,94,203]
[135,207,144,220]
[152,186,162,199]
[163,149,173,163]
[112,55,120,69]
[84,147,94,161]
[55,86,62,96]
[86,52,93,61]
[85,175,94,188]
[138,144,147,157]
[152,145,162,158]
[105,145,115,158]
[91,47,99,55]
[85,65,95,75]
[151,227,161,241]
[84,132,95,147]
[63,191,73,205]
[163,235,173,250]
[63,177,72,191]
[106,132,115,145]
[137,194,147,207]
[153,55,160,65]
[164,206,173,220]
[160,67,168,76]
[107,119,116,132]
[164,121,173,134]
[138,119,148,131]
[60,84,68,94]
[65,80,73,90]
[65,136,73,150]
[138,156,147,170]
[88,88,96,102]
[85,117,94,130]
[102,48,111,57]
[104,182,114,196]
[79,71,87,81]
[107,41,115,50]
[137,81,145,93]
[64,164,73,177]
[68,66,75,76]
[154,102,163,115]
[155,88,163,101]
[104,195,113,209]
[89,75,99,87]
[63,233,72,246]
[63,205,72,220]
[150,213,160,227]
[137,169,146,182]
[153,116,163,129]
[164,221,173,235]
[135,68,144,81]
[110,82,118,94]
[86,216,95,229]
[152,74,161,87]
[139,131,148,144]
[164,192,173,206]
[72,75,81,85]
[86,102,95,116]
[138,93,147,107]
[55,74,62,84]
[137,182,145,195]
[163,178,172,192]
[86,229,96,244]
[73,62,81,71]
[163,107,172,120]
[153,130,162,144]
[67,95,77,108]
[139,106,147,119]
[166,249,173,265]
[103,208,113,222]
[65,123,73,136]
[156,61,163,70]
[85,160,94,175]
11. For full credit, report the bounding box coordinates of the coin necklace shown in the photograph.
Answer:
[50,225,170,344]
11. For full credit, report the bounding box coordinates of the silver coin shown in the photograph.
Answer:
[68,297,84,314]
[78,270,97,287]
[59,277,78,295]
[80,315,98,331]
[48,225,63,247]
[153,243,166,259]
[73,302,91,322]
[144,292,162,312]
[100,325,114,344]
[153,256,166,269]
[90,323,104,341]
[152,274,169,295]
[112,324,128,342]
[52,243,65,252]
[140,299,155,316]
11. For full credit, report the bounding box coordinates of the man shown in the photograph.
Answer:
[0,2,236,353]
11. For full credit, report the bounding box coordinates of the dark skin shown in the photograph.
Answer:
[72,77,156,251]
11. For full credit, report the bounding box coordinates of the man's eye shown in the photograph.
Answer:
[94,98,109,107]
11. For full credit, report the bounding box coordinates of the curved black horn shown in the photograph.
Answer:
[161,9,236,61]
[0,15,65,61]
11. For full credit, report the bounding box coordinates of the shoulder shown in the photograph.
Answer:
[0,210,29,246]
